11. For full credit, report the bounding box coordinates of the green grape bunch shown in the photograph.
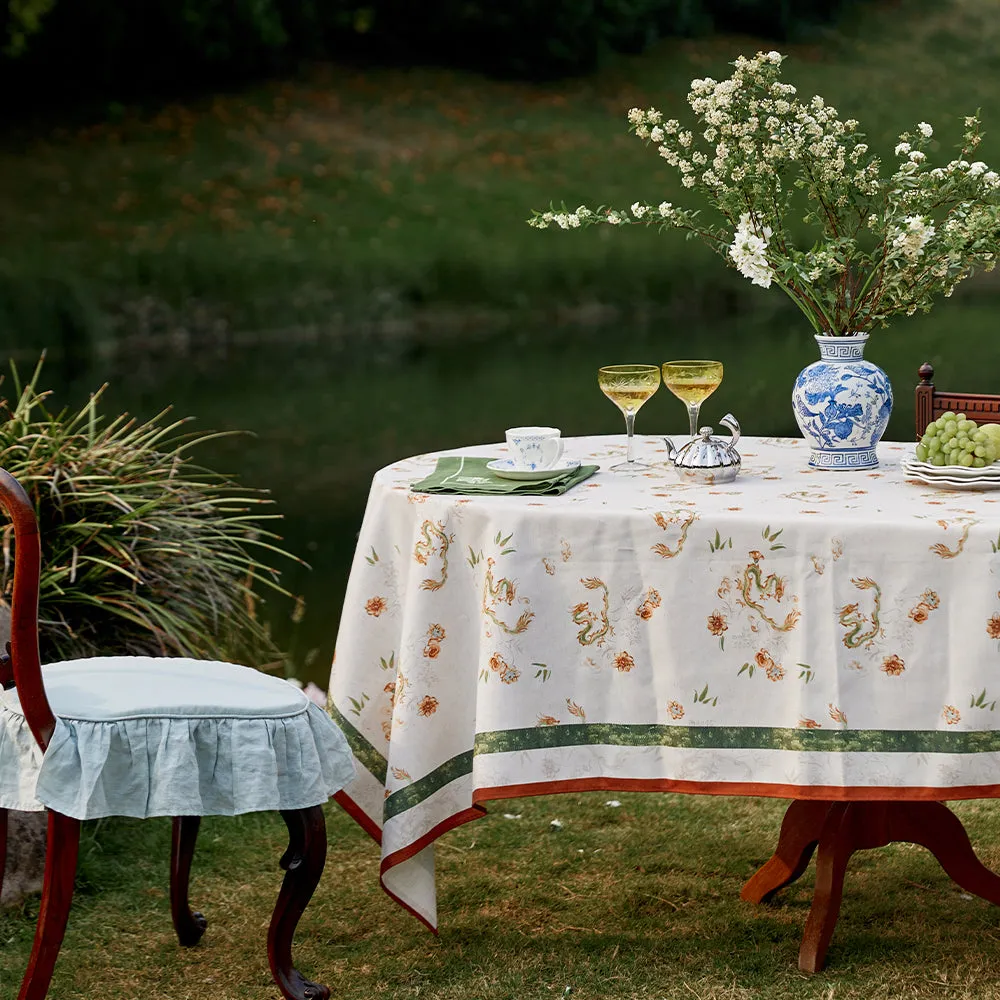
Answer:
[916,412,1000,467]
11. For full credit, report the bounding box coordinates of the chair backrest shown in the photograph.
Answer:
[915,362,1000,440]
[0,468,56,751]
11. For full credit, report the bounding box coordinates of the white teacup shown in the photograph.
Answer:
[505,426,564,471]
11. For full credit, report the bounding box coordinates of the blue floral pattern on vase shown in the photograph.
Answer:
[792,333,893,469]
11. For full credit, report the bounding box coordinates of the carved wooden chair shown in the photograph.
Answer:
[915,361,1000,438]
[0,469,355,1000]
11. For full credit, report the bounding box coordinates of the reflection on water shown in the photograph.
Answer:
[32,308,977,684]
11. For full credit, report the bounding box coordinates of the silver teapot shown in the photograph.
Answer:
[664,414,741,484]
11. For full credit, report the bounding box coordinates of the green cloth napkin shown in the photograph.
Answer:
[410,456,598,495]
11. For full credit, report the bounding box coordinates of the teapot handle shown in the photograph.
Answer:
[720,413,741,448]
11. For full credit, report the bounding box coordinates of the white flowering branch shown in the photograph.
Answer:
[529,51,1000,335]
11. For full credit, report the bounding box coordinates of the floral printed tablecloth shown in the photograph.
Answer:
[328,435,1000,930]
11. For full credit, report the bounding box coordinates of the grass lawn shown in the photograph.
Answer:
[4,793,1000,999]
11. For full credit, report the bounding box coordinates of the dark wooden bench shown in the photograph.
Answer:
[915,362,1000,439]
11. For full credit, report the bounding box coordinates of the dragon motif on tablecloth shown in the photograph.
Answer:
[839,576,883,649]
[571,577,612,646]
[413,519,453,591]
[482,557,534,634]
[736,552,800,632]
[652,511,698,558]
[929,520,972,560]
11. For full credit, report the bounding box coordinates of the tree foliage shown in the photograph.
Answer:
[1,0,867,106]
[4,0,55,56]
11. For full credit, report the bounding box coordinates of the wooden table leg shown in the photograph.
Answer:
[799,803,855,973]
[882,801,1000,904]
[741,799,832,903]
[745,799,1000,974]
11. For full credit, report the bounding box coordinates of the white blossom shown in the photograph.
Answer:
[531,49,1000,335]
[892,215,936,260]
[729,213,773,288]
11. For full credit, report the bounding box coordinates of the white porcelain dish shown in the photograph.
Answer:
[902,456,1000,480]
[901,467,1000,490]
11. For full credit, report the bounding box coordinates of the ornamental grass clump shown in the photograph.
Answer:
[0,361,298,669]
[530,50,1000,335]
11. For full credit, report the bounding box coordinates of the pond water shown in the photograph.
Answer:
[40,302,998,686]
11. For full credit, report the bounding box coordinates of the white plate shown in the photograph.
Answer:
[902,468,1000,490]
[902,456,1000,479]
[487,458,582,482]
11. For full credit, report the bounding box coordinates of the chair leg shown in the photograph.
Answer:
[17,810,80,1000]
[267,805,330,1000]
[170,816,207,946]
[0,807,8,900]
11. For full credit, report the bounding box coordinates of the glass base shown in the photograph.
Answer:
[808,447,878,470]
[608,459,652,472]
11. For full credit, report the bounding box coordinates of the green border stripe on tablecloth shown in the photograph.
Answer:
[329,702,388,785]
[384,750,475,821]
[380,722,1000,822]
[474,723,1000,755]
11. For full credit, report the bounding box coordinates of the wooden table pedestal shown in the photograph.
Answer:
[741,799,1000,973]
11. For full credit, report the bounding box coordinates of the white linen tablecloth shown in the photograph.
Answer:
[328,435,1000,929]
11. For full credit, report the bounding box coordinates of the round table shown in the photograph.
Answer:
[328,435,1000,970]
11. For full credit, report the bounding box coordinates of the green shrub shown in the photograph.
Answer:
[0,358,299,669]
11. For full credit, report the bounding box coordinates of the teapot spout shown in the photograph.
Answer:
[663,437,678,462]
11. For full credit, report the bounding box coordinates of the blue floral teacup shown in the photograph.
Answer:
[505,426,564,471]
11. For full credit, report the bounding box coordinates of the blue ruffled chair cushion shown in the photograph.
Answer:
[0,657,355,820]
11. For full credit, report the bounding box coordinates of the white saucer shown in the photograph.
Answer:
[487,458,581,482]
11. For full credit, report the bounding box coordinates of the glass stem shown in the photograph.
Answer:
[625,410,636,463]
[687,403,700,438]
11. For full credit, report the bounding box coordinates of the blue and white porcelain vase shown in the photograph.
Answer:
[792,333,893,470]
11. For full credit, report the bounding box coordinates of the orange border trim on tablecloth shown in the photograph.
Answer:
[377,804,488,934]
[336,774,1000,933]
